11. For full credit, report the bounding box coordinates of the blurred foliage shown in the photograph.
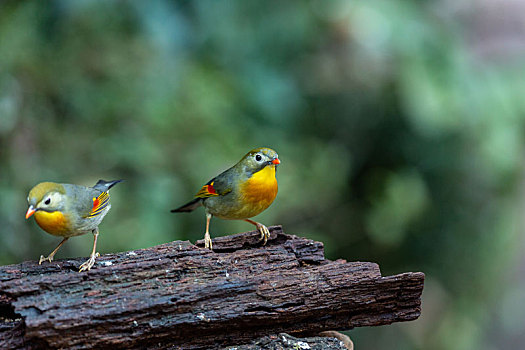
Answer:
[1,1,525,349]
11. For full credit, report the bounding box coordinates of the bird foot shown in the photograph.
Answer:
[79,252,100,272]
[256,223,270,245]
[39,255,54,265]
[204,232,213,250]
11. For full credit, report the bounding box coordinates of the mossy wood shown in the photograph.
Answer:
[0,226,424,349]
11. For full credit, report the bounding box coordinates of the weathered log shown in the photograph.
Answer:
[0,226,424,349]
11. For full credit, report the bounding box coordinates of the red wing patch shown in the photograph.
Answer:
[87,192,110,218]
[195,181,220,198]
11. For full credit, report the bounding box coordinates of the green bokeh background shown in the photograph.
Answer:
[1,1,525,349]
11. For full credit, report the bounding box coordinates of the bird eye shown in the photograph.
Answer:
[255,154,262,162]
[44,198,51,205]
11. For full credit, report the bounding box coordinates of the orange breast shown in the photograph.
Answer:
[240,165,278,212]
[34,211,71,236]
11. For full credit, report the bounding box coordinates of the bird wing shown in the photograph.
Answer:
[195,175,232,198]
[86,191,110,218]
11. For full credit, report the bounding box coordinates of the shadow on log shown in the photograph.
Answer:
[0,226,424,349]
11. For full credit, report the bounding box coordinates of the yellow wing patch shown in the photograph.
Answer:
[195,181,220,198]
[87,192,110,218]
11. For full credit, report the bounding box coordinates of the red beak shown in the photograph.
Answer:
[25,206,36,219]
[272,158,281,165]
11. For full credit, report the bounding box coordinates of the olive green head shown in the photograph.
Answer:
[26,182,67,218]
[237,147,280,175]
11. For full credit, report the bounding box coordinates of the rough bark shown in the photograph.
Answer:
[0,226,424,349]
[221,333,352,350]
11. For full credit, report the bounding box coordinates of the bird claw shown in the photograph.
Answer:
[78,252,100,272]
[39,255,53,265]
[256,223,270,245]
[204,232,213,250]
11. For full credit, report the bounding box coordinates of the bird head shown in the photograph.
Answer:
[239,147,280,175]
[26,182,67,219]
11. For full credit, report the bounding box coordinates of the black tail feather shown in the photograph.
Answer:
[171,198,203,213]
[93,179,124,191]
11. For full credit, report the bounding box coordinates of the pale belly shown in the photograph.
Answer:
[204,195,275,219]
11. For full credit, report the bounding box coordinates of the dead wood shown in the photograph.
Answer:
[0,226,424,349]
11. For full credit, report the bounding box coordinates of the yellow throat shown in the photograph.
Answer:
[34,211,70,236]
[241,165,278,207]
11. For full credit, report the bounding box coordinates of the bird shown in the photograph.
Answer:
[171,147,280,249]
[25,179,122,272]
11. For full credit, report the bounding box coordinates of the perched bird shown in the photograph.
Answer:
[25,179,122,272]
[171,147,280,249]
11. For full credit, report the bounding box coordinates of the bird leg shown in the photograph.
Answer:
[79,229,100,272]
[39,237,69,264]
[204,213,213,249]
[244,219,270,245]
